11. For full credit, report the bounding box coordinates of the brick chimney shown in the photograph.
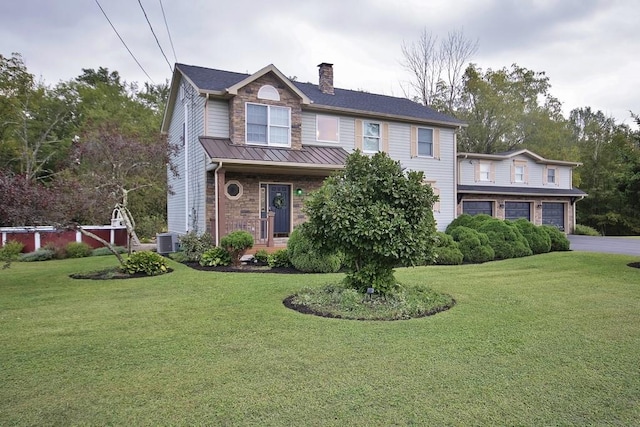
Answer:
[318,62,334,95]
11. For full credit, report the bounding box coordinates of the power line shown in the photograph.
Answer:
[137,0,173,74]
[159,0,178,64]
[93,0,155,84]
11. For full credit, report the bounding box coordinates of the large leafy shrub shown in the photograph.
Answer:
[65,242,92,258]
[574,224,600,236]
[541,225,571,251]
[178,232,215,262]
[477,218,532,259]
[253,249,269,264]
[304,151,437,295]
[432,232,464,265]
[449,226,495,263]
[445,213,493,234]
[287,225,342,273]
[199,247,232,266]
[513,219,551,254]
[220,230,253,266]
[0,240,24,261]
[122,251,168,276]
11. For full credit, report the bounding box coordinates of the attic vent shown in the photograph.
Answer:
[258,85,280,101]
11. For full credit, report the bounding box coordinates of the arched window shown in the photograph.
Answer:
[257,85,280,101]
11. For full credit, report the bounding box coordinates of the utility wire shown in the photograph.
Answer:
[159,0,178,64]
[137,0,173,74]
[93,0,155,84]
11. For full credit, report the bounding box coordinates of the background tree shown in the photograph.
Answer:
[303,151,438,295]
[401,28,478,112]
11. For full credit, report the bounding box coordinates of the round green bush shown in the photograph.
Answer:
[513,219,551,254]
[574,224,601,236]
[221,230,254,266]
[122,251,168,276]
[541,225,571,251]
[449,226,495,263]
[65,242,92,258]
[0,240,24,261]
[199,247,232,266]
[432,232,463,265]
[477,219,532,260]
[445,213,494,234]
[268,249,291,268]
[287,225,342,273]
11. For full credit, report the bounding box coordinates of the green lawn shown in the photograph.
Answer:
[1,252,639,426]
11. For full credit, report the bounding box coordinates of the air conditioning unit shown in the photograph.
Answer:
[156,233,178,254]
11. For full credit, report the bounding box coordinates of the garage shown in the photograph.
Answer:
[505,202,531,221]
[542,202,565,231]
[463,201,493,216]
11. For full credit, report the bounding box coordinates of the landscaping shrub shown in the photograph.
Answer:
[220,230,254,266]
[287,225,342,273]
[477,219,532,259]
[65,242,92,258]
[178,232,215,262]
[253,249,269,264]
[199,247,232,267]
[574,224,600,236]
[0,240,24,261]
[432,232,464,265]
[445,213,493,234]
[449,226,495,263]
[541,225,571,251]
[43,242,67,259]
[122,251,168,276]
[513,219,551,254]
[135,214,166,240]
[20,249,55,262]
[167,251,189,263]
[268,249,291,268]
[91,246,128,257]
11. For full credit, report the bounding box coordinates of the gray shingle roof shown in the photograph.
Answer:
[176,63,464,126]
[458,185,587,197]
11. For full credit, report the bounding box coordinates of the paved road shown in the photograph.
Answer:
[568,235,640,256]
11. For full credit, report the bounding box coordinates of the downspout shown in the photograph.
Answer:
[213,161,223,246]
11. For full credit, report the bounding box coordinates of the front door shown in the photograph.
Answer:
[261,184,291,237]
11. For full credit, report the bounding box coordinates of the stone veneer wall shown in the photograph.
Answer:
[228,73,303,150]
[457,194,576,232]
[206,171,327,235]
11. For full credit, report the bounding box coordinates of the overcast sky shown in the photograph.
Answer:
[2,0,638,128]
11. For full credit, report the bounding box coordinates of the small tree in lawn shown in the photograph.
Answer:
[303,150,438,295]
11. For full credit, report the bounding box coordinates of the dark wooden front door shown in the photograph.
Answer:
[261,184,291,237]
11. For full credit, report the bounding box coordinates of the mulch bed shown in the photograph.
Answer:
[628,262,640,269]
[70,267,174,280]
[182,262,305,274]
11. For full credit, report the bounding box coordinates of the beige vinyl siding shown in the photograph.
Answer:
[354,119,363,150]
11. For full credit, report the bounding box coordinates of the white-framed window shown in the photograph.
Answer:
[547,167,556,184]
[479,162,491,181]
[316,115,339,142]
[257,85,279,101]
[363,121,380,153]
[246,103,291,146]
[515,165,525,183]
[417,127,434,157]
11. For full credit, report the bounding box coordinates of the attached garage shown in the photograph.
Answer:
[463,201,493,216]
[505,202,531,221]
[542,202,565,231]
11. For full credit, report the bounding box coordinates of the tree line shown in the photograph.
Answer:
[402,29,640,235]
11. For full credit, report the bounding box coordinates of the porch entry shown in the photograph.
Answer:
[260,183,291,237]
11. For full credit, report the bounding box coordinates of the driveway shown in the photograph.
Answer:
[568,235,640,256]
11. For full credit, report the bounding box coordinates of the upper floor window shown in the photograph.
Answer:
[363,121,380,153]
[479,162,491,181]
[417,128,434,157]
[512,160,528,183]
[316,115,339,142]
[546,167,556,184]
[246,103,290,146]
[515,165,525,182]
[257,85,280,101]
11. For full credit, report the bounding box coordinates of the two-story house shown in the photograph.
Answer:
[161,62,464,247]
[456,150,586,231]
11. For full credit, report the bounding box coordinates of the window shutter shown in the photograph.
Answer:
[524,164,529,184]
[381,123,389,152]
[474,162,480,182]
[410,126,417,157]
[543,166,548,184]
[434,128,440,159]
[511,161,515,183]
[490,162,496,182]
[433,186,441,212]
[354,119,363,150]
